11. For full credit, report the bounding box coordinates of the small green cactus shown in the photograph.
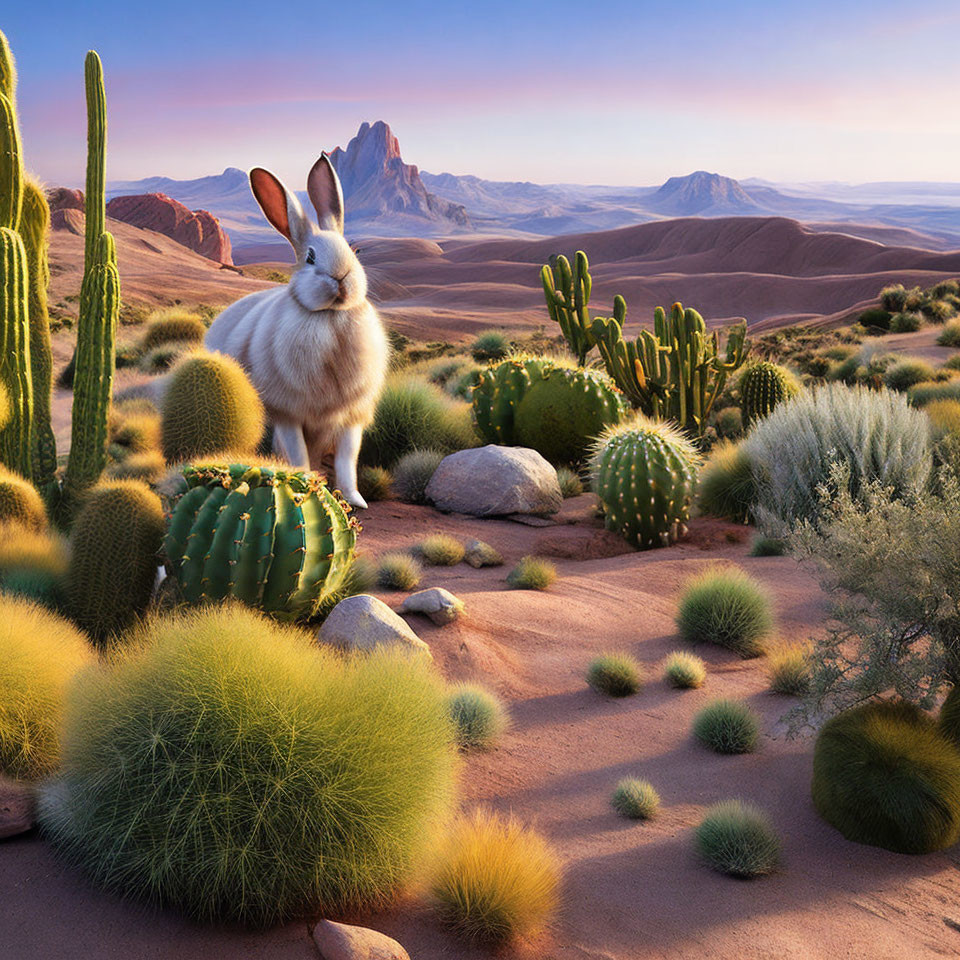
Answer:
[590,417,700,549]
[739,361,800,426]
[164,463,358,622]
[541,251,595,364]
[66,479,165,642]
[471,354,552,445]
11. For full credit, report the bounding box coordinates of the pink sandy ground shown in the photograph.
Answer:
[3,499,960,960]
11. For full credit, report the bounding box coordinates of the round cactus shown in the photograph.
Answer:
[514,366,625,464]
[590,417,700,549]
[164,463,358,622]
[0,467,47,531]
[66,480,166,643]
[471,355,555,444]
[739,361,800,426]
[161,351,265,464]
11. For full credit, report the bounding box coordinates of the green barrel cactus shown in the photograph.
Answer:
[590,418,700,549]
[0,467,47,530]
[514,366,625,464]
[67,479,166,642]
[164,463,358,622]
[739,361,800,426]
[471,354,553,445]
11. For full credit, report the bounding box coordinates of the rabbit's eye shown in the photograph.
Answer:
[305,247,316,266]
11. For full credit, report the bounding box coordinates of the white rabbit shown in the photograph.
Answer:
[205,154,388,508]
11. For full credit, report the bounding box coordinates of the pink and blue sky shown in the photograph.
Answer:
[4,0,959,188]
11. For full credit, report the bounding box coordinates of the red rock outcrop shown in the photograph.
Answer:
[46,187,85,212]
[105,193,233,265]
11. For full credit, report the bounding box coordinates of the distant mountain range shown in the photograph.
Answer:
[106,120,960,255]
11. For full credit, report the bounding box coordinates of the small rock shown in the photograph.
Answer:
[425,445,562,517]
[319,595,431,659]
[0,777,35,840]
[464,539,504,567]
[313,919,410,960]
[402,587,464,625]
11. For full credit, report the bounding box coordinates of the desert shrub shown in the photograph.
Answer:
[926,399,960,441]
[697,441,755,522]
[890,311,922,333]
[38,606,457,924]
[423,357,470,388]
[140,309,207,352]
[104,450,166,484]
[362,374,477,468]
[879,283,909,312]
[676,567,773,658]
[811,700,960,853]
[0,596,93,780]
[767,644,810,695]
[357,465,393,502]
[0,468,47,531]
[663,650,706,689]
[695,800,780,877]
[429,808,560,944]
[884,357,936,392]
[920,299,955,323]
[716,406,743,438]
[556,466,584,498]
[611,778,660,820]
[447,685,509,750]
[857,307,892,330]
[749,535,785,557]
[392,448,444,504]
[417,534,465,566]
[937,319,960,347]
[932,280,960,299]
[945,355,960,372]
[377,551,422,591]
[742,384,931,528]
[587,653,642,697]
[470,330,511,362]
[507,555,556,590]
[161,352,264,464]
[693,699,761,754]
[908,379,960,407]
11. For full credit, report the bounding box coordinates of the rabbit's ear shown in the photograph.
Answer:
[307,153,345,234]
[250,167,310,251]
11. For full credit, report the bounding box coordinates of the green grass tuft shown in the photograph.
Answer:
[884,358,937,392]
[587,653,643,697]
[693,699,761,754]
[697,441,755,523]
[749,536,786,557]
[507,555,556,590]
[447,684,509,750]
[470,330,511,363]
[393,449,444,504]
[357,465,393,502]
[556,466,584,498]
[695,800,780,877]
[376,552,423,591]
[663,650,706,689]
[767,644,811,695]
[418,534,465,566]
[611,778,660,820]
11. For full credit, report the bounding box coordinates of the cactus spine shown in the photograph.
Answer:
[62,52,119,516]
[541,251,595,364]
[590,418,700,549]
[164,463,358,622]
[738,361,799,426]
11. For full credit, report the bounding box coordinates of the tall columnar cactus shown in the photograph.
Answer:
[164,463,358,622]
[471,354,553,444]
[738,361,800,427]
[541,251,596,364]
[590,418,700,549]
[591,301,749,436]
[62,51,119,516]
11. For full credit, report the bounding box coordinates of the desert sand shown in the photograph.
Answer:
[3,499,960,960]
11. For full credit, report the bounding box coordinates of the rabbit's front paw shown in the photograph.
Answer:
[343,489,369,510]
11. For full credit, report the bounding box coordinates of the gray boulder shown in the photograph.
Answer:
[318,595,430,658]
[401,587,464,625]
[313,919,410,960]
[426,445,562,517]
[464,538,504,567]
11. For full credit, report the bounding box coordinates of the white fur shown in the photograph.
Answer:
[205,156,388,508]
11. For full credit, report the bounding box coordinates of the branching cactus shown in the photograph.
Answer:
[590,418,700,549]
[471,354,552,444]
[541,251,595,364]
[738,360,800,426]
[164,463,358,622]
[592,302,749,436]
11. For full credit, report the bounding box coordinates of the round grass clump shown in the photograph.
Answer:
[140,309,207,352]
[884,358,937,392]
[470,330,511,363]
[857,307,892,331]
[879,284,909,312]
[611,778,660,820]
[937,319,960,347]
[749,536,785,557]
[587,653,643,698]
[767,644,810,695]
[812,700,960,854]
[0,596,93,780]
[506,555,556,591]
[430,808,560,944]
[695,800,780,878]
[418,533,465,566]
[697,441,755,523]
[663,650,706,689]
[447,684,509,750]
[693,699,760,754]
[392,448,444,504]
[357,465,393,502]
[0,468,47,531]
[890,311,923,333]
[908,379,960,407]
[556,466,584,498]
[377,551,422,591]
[926,399,960,442]
[676,567,773,658]
[38,605,457,925]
